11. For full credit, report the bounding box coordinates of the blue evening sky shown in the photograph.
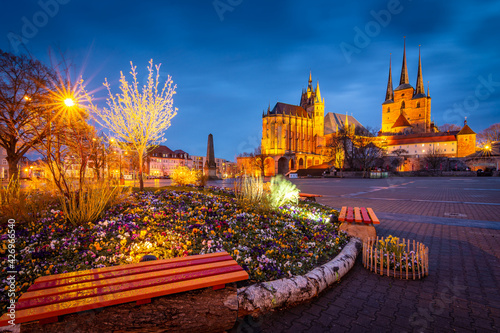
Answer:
[1,0,499,160]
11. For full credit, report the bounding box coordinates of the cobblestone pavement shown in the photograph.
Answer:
[233,177,500,333]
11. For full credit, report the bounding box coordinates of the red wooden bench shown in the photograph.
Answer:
[0,251,248,327]
[299,193,323,202]
[338,206,380,224]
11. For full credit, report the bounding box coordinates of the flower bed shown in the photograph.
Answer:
[0,188,349,315]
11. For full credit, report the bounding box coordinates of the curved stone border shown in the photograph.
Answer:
[237,237,362,316]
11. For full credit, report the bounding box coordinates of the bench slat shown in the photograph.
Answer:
[34,251,230,284]
[28,255,234,292]
[299,193,323,197]
[17,265,243,310]
[366,208,380,224]
[0,270,248,326]
[338,206,347,222]
[346,207,354,223]
[354,207,362,223]
[360,207,371,224]
[19,260,237,304]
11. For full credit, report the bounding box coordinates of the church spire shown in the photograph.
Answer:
[427,81,430,98]
[399,37,409,85]
[315,81,322,103]
[385,54,394,101]
[415,45,425,96]
[309,71,312,84]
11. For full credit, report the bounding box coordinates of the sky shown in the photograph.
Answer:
[1,0,500,161]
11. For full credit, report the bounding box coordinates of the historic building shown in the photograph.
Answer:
[260,73,364,176]
[381,40,477,170]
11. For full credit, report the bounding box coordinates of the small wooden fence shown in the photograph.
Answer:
[362,236,429,280]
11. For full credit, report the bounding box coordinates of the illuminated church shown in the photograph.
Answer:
[261,73,364,176]
[381,41,477,169]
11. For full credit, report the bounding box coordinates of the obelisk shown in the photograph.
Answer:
[204,134,217,179]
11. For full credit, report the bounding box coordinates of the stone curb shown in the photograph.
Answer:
[237,237,362,316]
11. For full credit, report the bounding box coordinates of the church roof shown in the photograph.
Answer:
[384,131,459,146]
[457,124,476,135]
[269,102,309,118]
[391,113,412,128]
[324,113,365,134]
[150,145,174,155]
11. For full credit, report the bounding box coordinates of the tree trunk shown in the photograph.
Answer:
[138,154,144,191]
[20,283,238,333]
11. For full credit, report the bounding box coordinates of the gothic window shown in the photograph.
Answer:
[417,102,421,108]
[419,114,421,117]
[401,101,405,109]
[387,107,390,113]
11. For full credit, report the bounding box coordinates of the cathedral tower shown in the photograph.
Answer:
[382,39,432,134]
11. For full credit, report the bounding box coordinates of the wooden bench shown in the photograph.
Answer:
[299,193,323,202]
[338,206,379,241]
[338,206,380,224]
[0,251,248,332]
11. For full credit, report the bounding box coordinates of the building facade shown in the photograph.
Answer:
[260,73,365,176]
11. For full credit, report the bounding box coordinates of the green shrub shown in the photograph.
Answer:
[268,175,300,209]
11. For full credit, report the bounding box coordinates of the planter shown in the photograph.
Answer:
[362,236,429,280]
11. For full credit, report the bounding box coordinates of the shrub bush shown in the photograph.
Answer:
[268,175,300,209]
[171,166,200,186]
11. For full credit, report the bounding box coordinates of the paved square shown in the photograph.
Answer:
[233,177,500,333]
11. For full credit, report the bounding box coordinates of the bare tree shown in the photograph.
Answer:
[84,60,177,191]
[0,50,55,185]
[423,148,448,171]
[439,123,461,132]
[478,123,500,143]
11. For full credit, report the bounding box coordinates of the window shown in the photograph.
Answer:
[415,145,417,147]
[452,149,455,152]
[444,149,447,152]
[415,150,417,153]
[417,102,421,108]
[387,107,391,113]
[401,101,405,109]
[419,114,421,117]
[422,144,424,147]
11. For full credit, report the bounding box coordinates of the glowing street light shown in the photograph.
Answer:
[64,98,75,107]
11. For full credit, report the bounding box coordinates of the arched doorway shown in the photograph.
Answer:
[298,158,304,169]
[264,157,275,177]
[289,159,295,171]
[278,157,289,175]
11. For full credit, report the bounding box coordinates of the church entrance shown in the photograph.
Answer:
[298,158,304,169]
[264,157,275,177]
[289,159,295,171]
[278,157,289,175]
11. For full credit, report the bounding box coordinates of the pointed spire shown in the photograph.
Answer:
[415,45,425,96]
[427,81,430,97]
[385,54,394,101]
[399,37,409,85]
[345,112,349,128]
[315,81,322,103]
[309,71,312,84]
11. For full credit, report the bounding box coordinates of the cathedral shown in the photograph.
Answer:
[260,73,364,176]
[381,40,476,169]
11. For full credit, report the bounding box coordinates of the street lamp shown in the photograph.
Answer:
[64,98,75,107]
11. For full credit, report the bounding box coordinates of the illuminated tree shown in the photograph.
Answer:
[84,60,177,191]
